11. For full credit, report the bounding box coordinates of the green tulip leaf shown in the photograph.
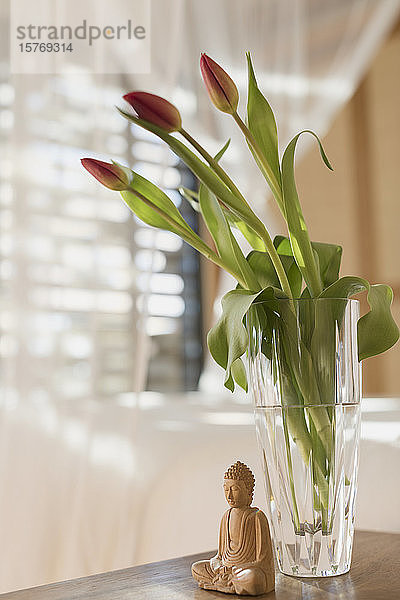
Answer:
[246,251,280,289]
[121,171,193,235]
[208,287,285,391]
[181,186,265,251]
[285,260,303,298]
[212,139,266,252]
[231,357,248,392]
[358,284,399,360]
[214,139,231,161]
[273,235,292,256]
[281,131,333,297]
[199,185,259,290]
[211,139,266,251]
[246,248,302,297]
[311,241,342,288]
[208,289,260,391]
[273,236,303,297]
[232,220,265,251]
[274,235,342,291]
[320,276,371,300]
[246,53,282,210]
[321,276,399,360]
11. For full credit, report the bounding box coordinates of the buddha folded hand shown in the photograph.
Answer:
[191,461,275,596]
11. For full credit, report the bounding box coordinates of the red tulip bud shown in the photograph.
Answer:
[123,91,182,132]
[81,158,131,191]
[200,54,239,114]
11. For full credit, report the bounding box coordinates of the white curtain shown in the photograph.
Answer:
[0,0,399,592]
[134,0,400,206]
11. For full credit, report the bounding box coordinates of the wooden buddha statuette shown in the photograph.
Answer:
[192,461,275,596]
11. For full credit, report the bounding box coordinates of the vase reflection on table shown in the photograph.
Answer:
[248,298,361,577]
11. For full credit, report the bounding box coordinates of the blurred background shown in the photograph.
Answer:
[0,0,399,593]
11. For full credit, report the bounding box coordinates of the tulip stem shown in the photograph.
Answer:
[119,110,292,297]
[232,112,284,216]
[179,128,293,300]
[124,187,248,288]
[180,129,250,210]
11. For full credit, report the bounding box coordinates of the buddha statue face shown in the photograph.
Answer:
[223,478,252,508]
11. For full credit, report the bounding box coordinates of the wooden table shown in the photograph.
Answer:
[1,531,399,599]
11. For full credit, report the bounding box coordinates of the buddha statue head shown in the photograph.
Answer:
[223,461,255,508]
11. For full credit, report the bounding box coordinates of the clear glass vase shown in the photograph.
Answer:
[247,298,361,577]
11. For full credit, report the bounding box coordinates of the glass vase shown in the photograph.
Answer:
[247,298,361,577]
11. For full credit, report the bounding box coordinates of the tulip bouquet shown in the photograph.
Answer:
[82,55,399,540]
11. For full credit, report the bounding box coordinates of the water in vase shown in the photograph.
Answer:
[255,403,361,577]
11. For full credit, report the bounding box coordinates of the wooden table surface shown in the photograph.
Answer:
[1,530,399,599]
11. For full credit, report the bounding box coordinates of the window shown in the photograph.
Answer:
[0,70,202,402]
